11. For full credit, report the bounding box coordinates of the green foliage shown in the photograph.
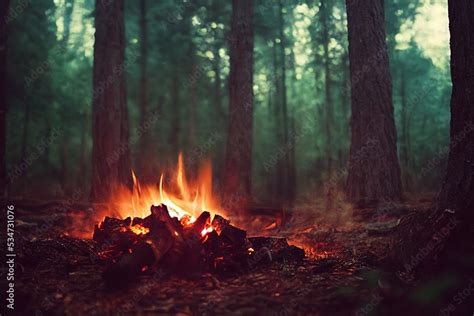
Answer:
[6,0,452,200]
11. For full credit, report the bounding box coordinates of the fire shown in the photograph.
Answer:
[130,224,149,235]
[112,153,221,235]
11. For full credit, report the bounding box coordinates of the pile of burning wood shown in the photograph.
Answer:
[93,204,304,286]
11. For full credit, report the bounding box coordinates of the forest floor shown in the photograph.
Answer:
[6,199,474,315]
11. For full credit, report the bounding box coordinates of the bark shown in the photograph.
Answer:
[138,0,150,175]
[345,0,403,207]
[20,102,29,162]
[189,63,197,149]
[58,0,75,193]
[397,1,474,276]
[78,110,88,191]
[0,0,8,196]
[321,0,333,176]
[400,65,411,189]
[339,50,349,166]
[212,33,222,125]
[91,0,131,203]
[168,68,180,154]
[223,0,254,210]
[439,0,474,224]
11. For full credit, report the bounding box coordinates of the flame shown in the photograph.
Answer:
[112,152,222,226]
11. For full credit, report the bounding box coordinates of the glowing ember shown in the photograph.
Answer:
[201,226,213,237]
[130,224,150,235]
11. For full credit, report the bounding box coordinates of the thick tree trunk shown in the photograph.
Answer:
[168,69,180,155]
[339,50,349,167]
[20,102,29,162]
[0,0,8,197]
[138,0,149,175]
[78,110,88,191]
[59,1,74,193]
[91,0,131,203]
[396,0,474,278]
[188,54,197,151]
[223,0,254,210]
[345,0,402,207]
[439,0,474,224]
[321,0,333,176]
[400,65,412,189]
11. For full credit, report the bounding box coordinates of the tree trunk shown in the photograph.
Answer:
[91,0,131,203]
[59,0,74,193]
[397,0,474,278]
[223,0,254,210]
[213,33,222,126]
[277,0,293,205]
[20,102,30,162]
[400,65,411,189]
[78,110,88,191]
[345,0,403,207]
[321,0,333,176]
[0,0,9,197]
[168,68,180,155]
[439,0,474,224]
[138,0,150,175]
[188,56,197,151]
[339,50,349,167]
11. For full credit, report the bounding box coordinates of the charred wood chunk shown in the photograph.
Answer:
[211,214,230,233]
[103,241,155,288]
[187,211,210,234]
[220,225,247,247]
[276,245,305,262]
[150,204,172,221]
[145,222,174,263]
[212,252,249,276]
[248,237,289,250]
[248,237,304,263]
[101,216,131,231]
[150,204,184,236]
[203,230,223,255]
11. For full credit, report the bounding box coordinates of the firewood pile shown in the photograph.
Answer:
[93,204,304,287]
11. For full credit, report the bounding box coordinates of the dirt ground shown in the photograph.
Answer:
[4,200,474,315]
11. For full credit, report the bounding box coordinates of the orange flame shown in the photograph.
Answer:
[112,152,222,227]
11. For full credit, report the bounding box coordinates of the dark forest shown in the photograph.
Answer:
[1,0,473,315]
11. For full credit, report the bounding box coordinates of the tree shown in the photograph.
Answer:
[59,0,75,193]
[320,0,333,176]
[223,0,254,210]
[438,0,474,226]
[138,0,151,176]
[91,0,131,203]
[0,0,9,197]
[345,0,403,206]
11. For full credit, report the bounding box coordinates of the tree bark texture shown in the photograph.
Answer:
[345,0,403,206]
[91,0,131,203]
[223,0,254,210]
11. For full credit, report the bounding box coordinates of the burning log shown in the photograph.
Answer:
[93,204,304,285]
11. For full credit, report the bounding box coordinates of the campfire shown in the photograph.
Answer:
[89,154,304,287]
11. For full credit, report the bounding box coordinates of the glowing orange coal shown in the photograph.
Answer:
[129,224,150,235]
